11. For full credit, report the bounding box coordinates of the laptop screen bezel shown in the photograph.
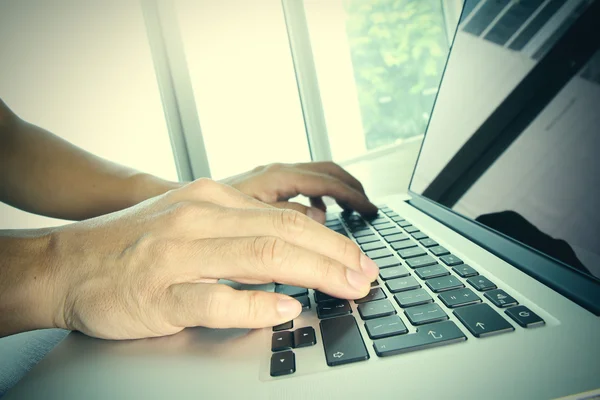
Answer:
[405,0,600,315]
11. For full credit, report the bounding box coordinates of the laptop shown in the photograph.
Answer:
[6,0,600,398]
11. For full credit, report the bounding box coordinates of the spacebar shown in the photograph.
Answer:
[320,315,369,366]
[373,321,466,357]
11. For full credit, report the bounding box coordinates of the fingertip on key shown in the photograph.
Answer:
[360,253,379,279]
[345,268,372,296]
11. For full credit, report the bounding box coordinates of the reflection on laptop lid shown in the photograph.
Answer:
[408,0,600,312]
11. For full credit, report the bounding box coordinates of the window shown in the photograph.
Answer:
[173,0,311,180]
[304,0,454,161]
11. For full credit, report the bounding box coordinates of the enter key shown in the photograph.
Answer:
[373,321,466,357]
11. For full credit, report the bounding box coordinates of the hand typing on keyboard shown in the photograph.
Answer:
[1,179,378,340]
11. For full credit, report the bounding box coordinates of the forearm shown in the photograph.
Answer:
[0,229,60,337]
[0,99,182,220]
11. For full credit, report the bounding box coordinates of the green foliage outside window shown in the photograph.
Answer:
[343,0,450,150]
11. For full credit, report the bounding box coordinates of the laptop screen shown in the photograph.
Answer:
[409,0,600,281]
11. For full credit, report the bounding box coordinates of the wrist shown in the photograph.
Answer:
[0,228,63,336]
[128,173,185,206]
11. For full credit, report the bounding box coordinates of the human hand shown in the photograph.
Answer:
[220,162,378,224]
[45,179,379,340]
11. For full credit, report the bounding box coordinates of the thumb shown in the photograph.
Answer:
[164,283,302,329]
[271,201,326,224]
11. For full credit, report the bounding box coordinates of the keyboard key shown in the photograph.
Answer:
[375,255,402,269]
[348,222,368,232]
[438,288,481,308]
[297,295,311,311]
[320,315,369,366]
[411,232,428,240]
[391,240,418,251]
[374,222,395,231]
[505,306,545,328]
[356,235,378,245]
[406,255,437,269]
[440,254,463,266]
[380,265,410,280]
[415,264,450,280]
[429,246,450,257]
[397,220,412,228]
[453,264,478,277]
[391,216,405,222]
[365,315,408,339]
[352,228,373,238]
[325,214,338,223]
[405,303,448,325]
[378,227,404,237]
[386,276,421,293]
[293,327,316,348]
[326,222,343,231]
[467,276,497,291]
[373,321,466,357]
[355,287,386,304]
[317,300,352,319]
[270,350,295,377]
[398,247,427,259]
[404,226,420,233]
[453,303,514,338]
[361,241,386,252]
[384,233,409,243]
[365,248,394,260]
[419,238,438,248]
[314,291,339,303]
[335,230,350,239]
[275,285,308,298]
[358,299,396,320]
[386,212,400,218]
[370,217,391,226]
[426,276,464,293]
[484,289,518,308]
[273,321,293,332]
[394,288,433,308]
[272,331,294,351]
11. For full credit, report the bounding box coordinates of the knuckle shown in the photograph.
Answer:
[166,201,200,228]
[243,291,262,323]
[251,236,289,270]
[312,255,336,282]
[274,208,308,238]
[264,162,284,173]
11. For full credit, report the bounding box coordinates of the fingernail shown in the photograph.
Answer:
[360,253,379,277]
[346,268,371,293]
[307,207,326,224]
[277,298,301,318]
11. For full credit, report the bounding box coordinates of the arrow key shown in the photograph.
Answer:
[453,303,514,338]
[270,350,296,377]
[293,327,317,348]
[271,331,294,352]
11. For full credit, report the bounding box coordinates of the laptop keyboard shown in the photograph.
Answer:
[268,206,545,377]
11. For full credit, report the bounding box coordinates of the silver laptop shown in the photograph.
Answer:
[7,0,600,398]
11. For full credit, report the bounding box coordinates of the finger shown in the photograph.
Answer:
[180,207,377,279]
[295,162,367,196]
[164,283,301,329]
[272,201,326,224]
[281,170,378,216]
[179,236,374,299]
[309,197,327,213]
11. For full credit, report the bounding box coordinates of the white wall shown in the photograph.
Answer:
[0,0,178,229]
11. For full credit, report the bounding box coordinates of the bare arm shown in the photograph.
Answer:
[0,98,181,221]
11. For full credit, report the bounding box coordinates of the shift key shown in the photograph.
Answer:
[320,315,370,366]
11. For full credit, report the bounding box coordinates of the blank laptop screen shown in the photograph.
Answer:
[410,0,600,280]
